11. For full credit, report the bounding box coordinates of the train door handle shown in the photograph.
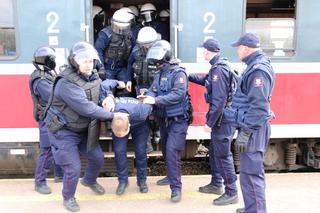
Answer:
[173,23,183,58]
[81,23,90,42]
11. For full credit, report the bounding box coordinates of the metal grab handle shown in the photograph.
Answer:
[81,23,90,42]
[173,23,183,58]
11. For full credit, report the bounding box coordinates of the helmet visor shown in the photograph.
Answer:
[74,48,99,65]
[111,21,131,35]
[146,46,166,61]
[142,12,153,23]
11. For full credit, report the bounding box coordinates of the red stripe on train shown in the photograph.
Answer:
[0,75,37,128]
[0,73,319,128]
[271,73,320,124]
[189,73,320,125]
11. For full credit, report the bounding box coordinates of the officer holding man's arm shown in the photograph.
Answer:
[126,26,158,94]
[44,42,126,212]
[189,38,238,206]
[127,26,159,153]
[141,40,191,203]
[230,33,275,213]
[101,91,152,195]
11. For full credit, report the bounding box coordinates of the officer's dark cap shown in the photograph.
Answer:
[201,38,220,52]
[231,32,260,48]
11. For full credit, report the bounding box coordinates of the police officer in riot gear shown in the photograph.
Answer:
[95,9,135,94]
[126,27,159,153]
[100,80,152,195]
[157,9,170,41]
[189,38,239,206]
[92,5,105,42]
[140,3,161,30]
[29,46,63,194]
[127,27,158,96]
[44,41,124,212]
[121,6,141,41]
[229,33,275,213]
[128,5,139,22]
[141,40,191,202]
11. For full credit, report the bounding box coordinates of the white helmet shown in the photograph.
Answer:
[140,3,156,14]
[159,9,170,18]
[92,5,104,18]
[119,7,135,22]
[92,5,105,31]
[140,3,156,23]
[111,9,132,34]
[128,5,139,18]
[137,26,158,45]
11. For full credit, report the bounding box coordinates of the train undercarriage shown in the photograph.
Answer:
[1,134,319,176]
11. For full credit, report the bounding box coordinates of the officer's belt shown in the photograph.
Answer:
[108,60,126,70]
[166,115,187,122]
[209,100,232,108]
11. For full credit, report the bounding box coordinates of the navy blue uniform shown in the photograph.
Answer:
[100,79,152,185]
[131,23,142,41]
[127,44,157,95]
[147,63,189,192]
[99,78,119,100]
[227,50,275,212]
[111,97,152,185]
[156,21,169,41]
[30,72,63,187]
[189,55,237,197]
[45,69,113,200]
[95,27,135,82]
[127,45,139,87]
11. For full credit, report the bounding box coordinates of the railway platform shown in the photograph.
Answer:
[0,173,319,213]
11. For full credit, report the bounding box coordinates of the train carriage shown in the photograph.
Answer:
[0,0,320,174]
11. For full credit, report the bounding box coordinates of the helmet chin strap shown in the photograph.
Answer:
[155,62,165,69]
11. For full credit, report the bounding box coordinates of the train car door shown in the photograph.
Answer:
[170,0,244,133]
[0,0,94,132]
[171,0,244,63]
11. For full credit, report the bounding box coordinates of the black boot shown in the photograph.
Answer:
[170,190,182,203]
[198,183,223,194]
[35,184,51,194]
[116,182,128,195]
[236,208,245,213]
[54,176,63,183]
[213,193,238,205]
[63,197,80,212]
[156,176,170,186]
[80,179,105,195]
[138,181,148,193]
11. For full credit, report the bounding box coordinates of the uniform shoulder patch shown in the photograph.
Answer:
[254,77,263,87]
[212,74,219,82]
[177,77,184,83]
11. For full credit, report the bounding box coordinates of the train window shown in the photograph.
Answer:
[245,0,296,57]
[0,0,17,58]
[246,18,295,57]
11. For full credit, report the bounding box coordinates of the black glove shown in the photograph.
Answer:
[98,68,106,80]
[235,130,251,153]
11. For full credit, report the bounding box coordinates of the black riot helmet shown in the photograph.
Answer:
[33,46,56,71]
[68,41,100,69]
[146,40,172,67]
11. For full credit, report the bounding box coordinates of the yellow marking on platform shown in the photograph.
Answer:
[0,191,211,203]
